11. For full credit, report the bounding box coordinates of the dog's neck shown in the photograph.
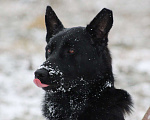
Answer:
[43,90,89,120]
[42,75,114,120]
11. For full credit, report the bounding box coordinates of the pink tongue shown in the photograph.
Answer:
[33,79,49,88]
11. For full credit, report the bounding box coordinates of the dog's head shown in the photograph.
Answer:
[34,6,113,92]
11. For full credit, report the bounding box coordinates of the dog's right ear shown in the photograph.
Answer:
[45,6,64,43]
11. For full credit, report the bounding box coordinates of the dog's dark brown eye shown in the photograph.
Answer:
[47,49,51,53]
[69,48,75,54]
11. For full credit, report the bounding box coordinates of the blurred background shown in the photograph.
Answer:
[0,0,150,119]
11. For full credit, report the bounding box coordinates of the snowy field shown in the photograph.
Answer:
[0,0,150,120]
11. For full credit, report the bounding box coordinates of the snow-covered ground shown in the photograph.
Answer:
[0,0,150,120]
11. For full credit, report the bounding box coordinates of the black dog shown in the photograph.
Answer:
[34,6,133,120]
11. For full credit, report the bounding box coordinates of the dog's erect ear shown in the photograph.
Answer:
[86,8,113,44]
[45,6,64,43]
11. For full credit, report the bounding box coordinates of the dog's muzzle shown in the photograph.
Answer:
[33,65,63,88]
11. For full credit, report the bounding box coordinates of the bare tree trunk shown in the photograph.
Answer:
[142,107,150,120]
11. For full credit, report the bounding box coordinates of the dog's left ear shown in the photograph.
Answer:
[86,8,113,45]
[45,6,64,43]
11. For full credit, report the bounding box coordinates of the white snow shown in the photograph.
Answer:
[148,115,150,119]
[38,65,63,76]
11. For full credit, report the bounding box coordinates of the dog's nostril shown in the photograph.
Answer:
[34,69,47,78]
[37,73,44,77]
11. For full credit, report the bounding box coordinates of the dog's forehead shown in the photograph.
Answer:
[50,27,90,44]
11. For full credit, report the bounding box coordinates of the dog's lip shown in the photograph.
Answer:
[33,78,49,88]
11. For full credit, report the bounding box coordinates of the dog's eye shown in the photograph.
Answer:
[68,48,75,54]
[47,49,51,54]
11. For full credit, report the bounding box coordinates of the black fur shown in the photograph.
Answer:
[34,6,133,120]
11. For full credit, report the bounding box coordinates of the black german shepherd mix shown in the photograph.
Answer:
[34,6,133,120]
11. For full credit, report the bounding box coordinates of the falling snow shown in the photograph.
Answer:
[0,0,150,120]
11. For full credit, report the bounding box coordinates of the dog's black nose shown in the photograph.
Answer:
[34,69,49,79]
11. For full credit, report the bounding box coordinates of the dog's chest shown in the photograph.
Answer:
[42,91,89,120]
